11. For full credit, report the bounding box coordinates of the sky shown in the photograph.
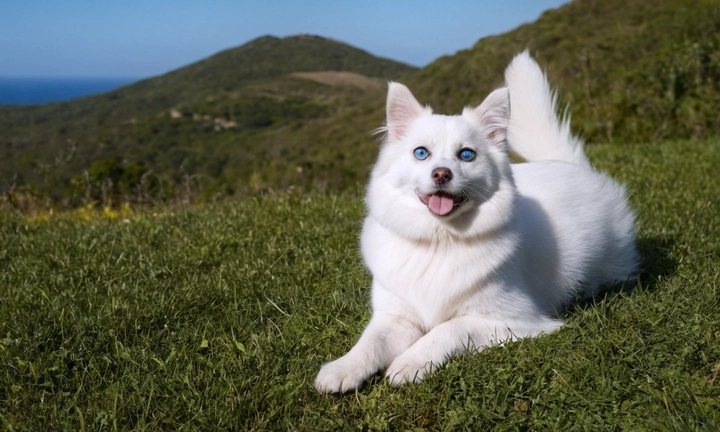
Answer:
[0,0,570,79]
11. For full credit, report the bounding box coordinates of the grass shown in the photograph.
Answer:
[1,138,719,430]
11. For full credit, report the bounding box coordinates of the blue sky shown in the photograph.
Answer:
[1,0,569,79]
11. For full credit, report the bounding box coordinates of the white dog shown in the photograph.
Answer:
[315,51,639,393]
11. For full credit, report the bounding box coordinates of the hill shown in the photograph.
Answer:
[0,35,413,124]
[407,0,720,144]
[0,35,415,204]
[2,0,720,207]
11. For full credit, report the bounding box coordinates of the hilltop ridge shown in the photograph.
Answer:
[0,34,414,125]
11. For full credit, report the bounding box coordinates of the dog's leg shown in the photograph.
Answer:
[315,312,423,394]
[385,314,561,386]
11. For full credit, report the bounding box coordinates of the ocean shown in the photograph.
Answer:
[0,77,140,105]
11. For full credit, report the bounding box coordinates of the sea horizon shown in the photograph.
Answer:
[0,76,142,105]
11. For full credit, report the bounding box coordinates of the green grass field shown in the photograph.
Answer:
[1,139,719,430]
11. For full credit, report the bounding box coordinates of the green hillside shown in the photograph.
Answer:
[0,35,413,124]
[0,35,414,205]
[408,0,720,144]
[2,0,719,208]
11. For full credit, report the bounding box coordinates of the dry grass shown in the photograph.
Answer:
[290,71,385,91]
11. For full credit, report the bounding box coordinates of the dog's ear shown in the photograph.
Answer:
[463,87,509,148]
[386,82,429,141]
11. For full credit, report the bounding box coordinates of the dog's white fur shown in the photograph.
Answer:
[315,51,639,393]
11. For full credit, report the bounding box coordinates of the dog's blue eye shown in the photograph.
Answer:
[459,148,476,161]
[414,147,429,160]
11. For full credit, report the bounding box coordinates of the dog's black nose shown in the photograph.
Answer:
[432,167,453,185]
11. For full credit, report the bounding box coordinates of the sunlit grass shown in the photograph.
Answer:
[1,139,719,429]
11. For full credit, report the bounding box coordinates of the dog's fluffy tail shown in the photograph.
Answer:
[505,51,590,167]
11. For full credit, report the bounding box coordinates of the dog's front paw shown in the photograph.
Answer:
[385,356,437,387]
[315,357,368,394]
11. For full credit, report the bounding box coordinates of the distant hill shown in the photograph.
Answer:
[2,0,719,207]
[0,35,415,203]
[0,35,414,126]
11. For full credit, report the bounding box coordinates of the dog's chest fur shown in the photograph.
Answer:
[361,217,517,329]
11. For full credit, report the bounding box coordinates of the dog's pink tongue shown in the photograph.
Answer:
[428,194,454,216]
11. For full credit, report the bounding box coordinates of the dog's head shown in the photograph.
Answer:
[366,83,516,240]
